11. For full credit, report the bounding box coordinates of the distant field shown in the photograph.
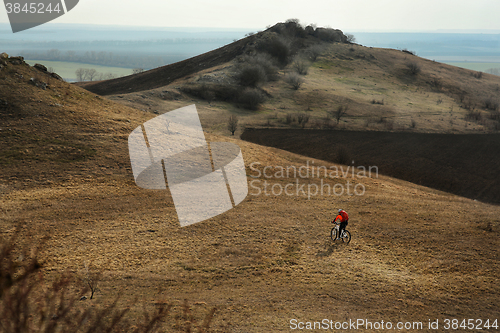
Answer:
[24,60,133,81]
[444,62,500,72]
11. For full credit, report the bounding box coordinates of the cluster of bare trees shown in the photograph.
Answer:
[75,68,117,82]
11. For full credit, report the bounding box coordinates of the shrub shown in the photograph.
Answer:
[410,119,417,129]
[237,64,267,87]
[285,73,304,90]
[228,115,238,135]
[285,113,293,124]
[292,57,310,75]
[473,71,483,79]
[331,104,348,124]
[406,61,421,75]
[402,49,416,56]
[304,44,324,62]
[429,77,443,91]
[180,83,238,102]
[283,18,306,38]
[346,34,356,43]
[238,88,265,110]
[297,113,310,128]
[237,54,279,81]
[483,97,499,111]
[258,36,291,66]
[371,99,384,105]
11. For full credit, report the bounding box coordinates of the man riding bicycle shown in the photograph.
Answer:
[332,209,349,240]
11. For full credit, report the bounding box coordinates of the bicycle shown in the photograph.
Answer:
[331,222,351,244]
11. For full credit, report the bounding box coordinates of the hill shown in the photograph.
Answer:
[76,21,500,205]
[1,50,500,331]
[80,22,500,135]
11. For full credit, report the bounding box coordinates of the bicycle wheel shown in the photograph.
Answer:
[330,227,338,241]
[341,230,351,244]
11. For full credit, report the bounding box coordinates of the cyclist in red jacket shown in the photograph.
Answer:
[332,209,349,240]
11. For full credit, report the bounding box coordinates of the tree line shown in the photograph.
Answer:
[19,49,183,69]
[75,68,118,82]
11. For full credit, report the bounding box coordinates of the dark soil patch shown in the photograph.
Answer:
[241,128,500,204]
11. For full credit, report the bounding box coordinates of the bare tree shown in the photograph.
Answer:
[346,34,356,43]
[406,61,421,75]
[228,115,238,135]
[85,68,98,81]
[285,73,304,90]
[75,68,85,81]
[82,261,100,299]
[292,57,310,75]
[331,105,348,124]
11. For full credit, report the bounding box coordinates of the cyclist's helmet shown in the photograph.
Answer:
[338,209,343,213]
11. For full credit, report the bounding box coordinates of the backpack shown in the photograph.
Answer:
[339,210,349,223]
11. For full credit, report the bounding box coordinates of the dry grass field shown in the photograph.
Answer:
[1,25,499,332]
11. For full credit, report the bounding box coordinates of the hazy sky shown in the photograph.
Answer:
[1,0,500,31]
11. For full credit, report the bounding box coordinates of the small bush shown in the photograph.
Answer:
[285,72,304,90]
[237,64,267,87]
[300,114,310,128]
[410,119,417,129]
[304,44,324,62]
[297,113,310,127]
[180,83,238,102]
[483,97,499,111]
[430,77,443,90]
[371,99,384,105]
[406,61,421,75]
[238,88,265,110]
[228,115,238,135]
[292,57,310,75]
[285,113,293,124]
[473,71,483,79]
[402,49,416,56]
[331,104,348,124]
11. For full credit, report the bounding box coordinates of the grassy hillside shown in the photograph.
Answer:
[94,29,500,135]
[1,51,499,331]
